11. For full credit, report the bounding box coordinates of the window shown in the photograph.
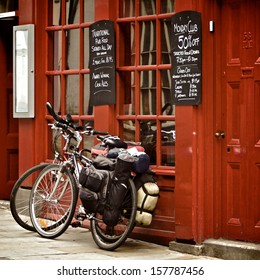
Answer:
[116,0,175,168]
[46,0,95,153]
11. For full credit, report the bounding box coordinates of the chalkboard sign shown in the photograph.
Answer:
[171,11,202,105]
[89,20,115,106]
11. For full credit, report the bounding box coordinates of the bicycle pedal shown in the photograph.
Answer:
[75,212,87,221]
[71,221,82,228]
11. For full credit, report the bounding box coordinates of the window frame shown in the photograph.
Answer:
[115,0,175,174]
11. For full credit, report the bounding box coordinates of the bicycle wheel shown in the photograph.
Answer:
[90,178,137,250]
[29,164,78,239]
[10,163,49,232]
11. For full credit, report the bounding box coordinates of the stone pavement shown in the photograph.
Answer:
[0,200,217,260]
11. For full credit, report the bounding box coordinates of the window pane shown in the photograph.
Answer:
[140,21,156,65]
[53,0,61,25]
[122,71,135,115]
[161,0,175,13]
[66,75,79,114]
[119,0,135,17]
[161,69,174,115]
[161,121,175,166]
[84,0,95,22]
[52,75,61,113]
[66,0,80,24]
[84,28,90,69]
[161,19,171,64]
[83,120,94,156]
[140,71,156,115]
[67,29,79,69]
[84,75,93,115]
[140,0,155,16]
[118,22,135,66]
[140,120,156,164]
[51,30,62,71]
[123,120,136,141]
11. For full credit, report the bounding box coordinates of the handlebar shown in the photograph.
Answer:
[46,102,68,125]
[47,102,109,137]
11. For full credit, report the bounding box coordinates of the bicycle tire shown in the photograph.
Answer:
[90,178,137,250]
[29,164,78,239]
[10,163,50,232]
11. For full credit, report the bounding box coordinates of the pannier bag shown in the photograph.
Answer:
[79,165,112,214]
[93,155,116,171]
[103,153,135,226]
[134,170,159,226]
[135,182,159,226]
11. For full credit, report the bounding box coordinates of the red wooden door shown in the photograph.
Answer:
[0,20,18,199]
[219,0,260,241]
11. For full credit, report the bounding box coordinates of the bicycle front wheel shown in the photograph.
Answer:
[90,178,137,251]
[10,163,49,232]
[29,164,78,239]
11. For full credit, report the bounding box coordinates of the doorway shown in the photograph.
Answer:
[0,18,19,199]
[216,0,260,242]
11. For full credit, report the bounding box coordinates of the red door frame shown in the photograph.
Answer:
[174,0,219,243]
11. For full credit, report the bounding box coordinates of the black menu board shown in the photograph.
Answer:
[89,20,115,106]
[171,11,202,105]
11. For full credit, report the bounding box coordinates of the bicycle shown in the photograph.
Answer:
[29,102,138,250]
[10,163,49,232]
[9,129,65,232]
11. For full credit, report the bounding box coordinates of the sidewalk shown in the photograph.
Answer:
[0,200,217,260]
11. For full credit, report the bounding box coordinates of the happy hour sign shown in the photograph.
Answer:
[171,11,202,105]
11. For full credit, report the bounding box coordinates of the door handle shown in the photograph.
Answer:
[215,130,225,139]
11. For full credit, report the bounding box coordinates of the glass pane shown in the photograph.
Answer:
[84,28,90,69]
[140,21,156,65]
[140,0,156,16]
[161,19,171,64]
[66,29,79,69]
[84,0,95,22]
[122,71,135,115]
[53,0,61,25]
[118,22,135,66]
[119,0,135,17]
[140,120,156,164]
[66,0,80,24]
[66,75,79,114]
[52,30,62,71]
[140,71,156,115]
[161,0,175,13]
[122,120,136,141]
[161,69,174,115]
[84,75,93,115]
[0,0,18,12]
[52,75,61,113]
[161,121,175,166]
[83,120,94,157]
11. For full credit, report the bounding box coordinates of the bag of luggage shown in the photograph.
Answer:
[102,153,135,226]
[134,170,159,226]
[79,165,112,214]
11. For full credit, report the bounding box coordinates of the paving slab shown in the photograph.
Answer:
[0,202,217,260]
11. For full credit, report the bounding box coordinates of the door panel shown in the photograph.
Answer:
[220,0,260,241]
[0,20,18,199]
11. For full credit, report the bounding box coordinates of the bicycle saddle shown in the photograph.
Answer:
[100,136,127,149]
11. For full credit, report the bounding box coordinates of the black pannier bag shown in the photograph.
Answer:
[79,165,112,214]
[92,155,116,171]
[102,153,135,226]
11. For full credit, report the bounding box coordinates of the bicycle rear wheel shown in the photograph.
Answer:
[90,178,137,250]
[10,163,49,232]
[29,164,78,239]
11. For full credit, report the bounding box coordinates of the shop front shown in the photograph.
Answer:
[0,0,259,245]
